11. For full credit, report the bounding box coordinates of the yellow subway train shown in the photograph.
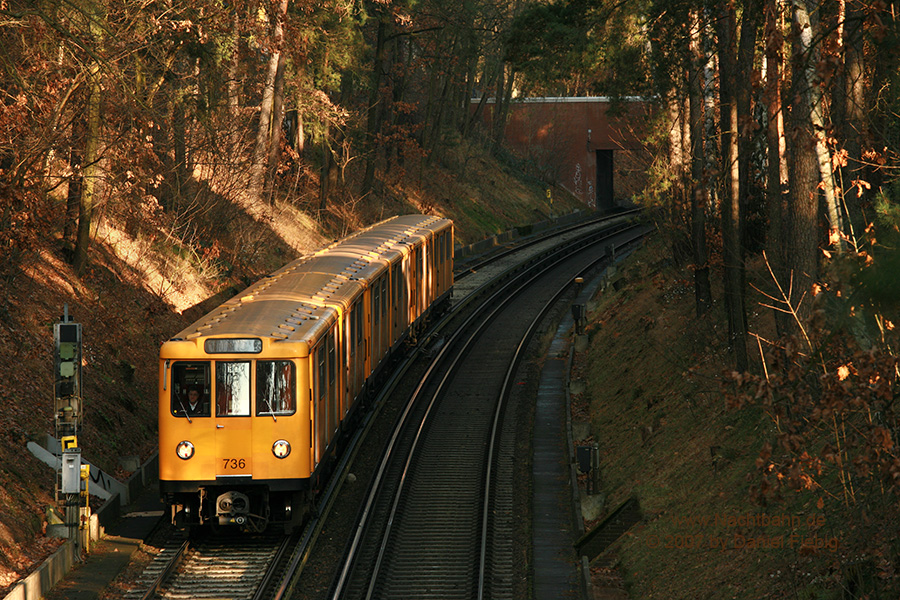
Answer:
[158,215,454,532]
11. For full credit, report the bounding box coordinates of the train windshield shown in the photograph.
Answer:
[256,360,296,416]
[171,362,211,417]
[216,362,251,417]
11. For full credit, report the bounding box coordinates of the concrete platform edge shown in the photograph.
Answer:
[565,341,594,600]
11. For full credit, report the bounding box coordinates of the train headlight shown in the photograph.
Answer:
[272,439,291,459]
[176,440,195,460]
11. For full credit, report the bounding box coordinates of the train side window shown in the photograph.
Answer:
[256,360,296,416]
[171,362,210,417]
[216,362,251,417]
[380,278,387,319]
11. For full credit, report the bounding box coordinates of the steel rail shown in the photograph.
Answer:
[477,223,649,598]
[331,220,649,599]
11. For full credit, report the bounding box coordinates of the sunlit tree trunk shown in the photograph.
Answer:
[249,0,288,204]
[764,0,791,337]
[72,0,103,277]
[786,0,821,328]
[793,0,842,251]
[490,63,514,156]
[834,0,867,245]
[320,74,352,210]
[64,109,84,248]
[266,50,287,198]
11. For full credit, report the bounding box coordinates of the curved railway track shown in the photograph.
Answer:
[329,219,648,599]
[124,211,648,600]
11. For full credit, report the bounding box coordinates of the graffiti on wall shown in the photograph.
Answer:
[574,163,583,196]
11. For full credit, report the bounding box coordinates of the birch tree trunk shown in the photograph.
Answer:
[793,0,843,251]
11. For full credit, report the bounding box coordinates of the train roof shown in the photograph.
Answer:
[162,214,451,353]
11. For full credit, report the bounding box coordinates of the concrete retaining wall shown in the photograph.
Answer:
[2,542,77,600]
[2,452,159,600]
[454,209,592,261]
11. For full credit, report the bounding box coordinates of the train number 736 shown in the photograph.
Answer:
[223,458,246,469]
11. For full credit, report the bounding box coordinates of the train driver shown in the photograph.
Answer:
[178,387,209,417]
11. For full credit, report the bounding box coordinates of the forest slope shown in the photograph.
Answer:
[0,141,584,593]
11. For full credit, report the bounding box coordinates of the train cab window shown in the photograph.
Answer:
[171,362,211,417]
[216,361,251,417]
[256,360,296,416]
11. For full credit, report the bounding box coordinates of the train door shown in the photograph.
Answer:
[441,232,447,291]
[214,361,253,478]
[371,279,381,366]
[434,235,440,298]
[313,342,326,467]
[327,327,338,436]
[356,301,366,388]
[391,264,401,342]
[379,277,388,356]
[409,249,418,323]
[427,237,434,307]
[416,246,424,316]
[344,310,353,415]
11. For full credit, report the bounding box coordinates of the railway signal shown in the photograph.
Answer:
[53,304,89,552]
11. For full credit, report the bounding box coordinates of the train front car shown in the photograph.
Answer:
[157,214,454,534]
[158,290,333,533]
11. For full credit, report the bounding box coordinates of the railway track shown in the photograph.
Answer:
[125,211,647,600]
[125,532,293,600]
[328,218,649,599]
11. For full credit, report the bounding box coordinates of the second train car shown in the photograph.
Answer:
[158,215,454,532]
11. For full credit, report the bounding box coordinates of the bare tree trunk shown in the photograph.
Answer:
[319,74,352,210]
[765,0,791,337]
[248,0,287,203]
[490,63,514,156]
[794,0,843,251]
[266,51,287,199]
[173,88,188,196]
[786,0,821,329]
[716,1,749,371]
[835,0,867,245]
[736,0,760,259]
[227,12,242,149]
[361,14,388,199]
[64,109,84,247]
[689,10,712,316]
[72,0,103,277]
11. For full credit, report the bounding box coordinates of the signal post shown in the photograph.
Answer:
[54,305,90,554]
